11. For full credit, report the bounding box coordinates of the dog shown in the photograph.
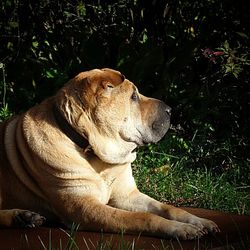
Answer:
[0,68,219,239]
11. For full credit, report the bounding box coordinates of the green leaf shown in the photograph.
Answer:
[45,68,58,79]
[9,21,18,28]
[235,32,249,39]
[224,40,230,50]
[77,1,86,16]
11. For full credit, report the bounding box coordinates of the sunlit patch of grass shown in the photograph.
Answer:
[133,136,250,215]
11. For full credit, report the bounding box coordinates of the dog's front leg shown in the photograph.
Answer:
[109,188,220,235]
[53,194,205,239]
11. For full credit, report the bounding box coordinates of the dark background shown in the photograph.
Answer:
[0,0,249,182]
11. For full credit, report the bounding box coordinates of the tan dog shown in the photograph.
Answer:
[0,68,219,239]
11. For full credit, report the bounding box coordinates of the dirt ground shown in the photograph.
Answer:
[0,207,249,250]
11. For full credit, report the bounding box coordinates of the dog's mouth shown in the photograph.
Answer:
[131,148,137,153]
[119,131,146,148]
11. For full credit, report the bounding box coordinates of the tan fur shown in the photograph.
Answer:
[0,68,219,239]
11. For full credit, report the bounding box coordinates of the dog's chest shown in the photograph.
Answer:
[98,172,117,202]
[88,156,125,204]
[98,164,130,204]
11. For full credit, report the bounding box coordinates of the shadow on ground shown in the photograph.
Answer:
[0,208,249,250]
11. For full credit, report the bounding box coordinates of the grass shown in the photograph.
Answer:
[16,227,250,250]
[133,133,250,215]
[19,228,141,250]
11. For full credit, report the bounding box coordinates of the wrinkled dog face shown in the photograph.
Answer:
[58,68,171,165]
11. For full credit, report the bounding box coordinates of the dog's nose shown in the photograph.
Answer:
[165,106,172,116]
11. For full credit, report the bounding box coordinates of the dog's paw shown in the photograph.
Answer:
[171,222,205,240]
[189,217,220,234]
[13,210,46,228]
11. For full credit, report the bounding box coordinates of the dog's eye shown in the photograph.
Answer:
[107,83,113,89]
[131,91,139,101]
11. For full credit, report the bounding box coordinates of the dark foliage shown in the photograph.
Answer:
[0,0,249,180]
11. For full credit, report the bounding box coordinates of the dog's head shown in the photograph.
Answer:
[56,68,171,164]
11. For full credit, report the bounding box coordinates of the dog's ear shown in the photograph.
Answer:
[101,81,114,97]
[101,81,114,89]
[120,74,125,82]
[101,68,125,84]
